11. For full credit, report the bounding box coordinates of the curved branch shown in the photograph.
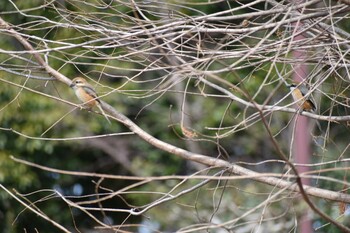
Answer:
[1,14,350,205]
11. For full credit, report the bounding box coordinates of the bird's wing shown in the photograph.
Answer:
[299,84,309,96]
[82,85,100,101]
[300,84,317,110]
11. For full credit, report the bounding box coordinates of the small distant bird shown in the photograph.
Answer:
[288,83,316,112]
[70,77,111,124]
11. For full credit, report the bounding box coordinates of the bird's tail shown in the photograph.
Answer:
[97,103,111,124]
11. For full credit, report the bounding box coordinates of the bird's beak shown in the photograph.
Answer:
[69,83,75,88]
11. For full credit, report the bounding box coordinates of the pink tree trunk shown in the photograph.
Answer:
[293,35,313,232]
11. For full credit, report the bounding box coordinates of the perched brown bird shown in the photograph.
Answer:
[70,77,111,124]
[288,83,316,112]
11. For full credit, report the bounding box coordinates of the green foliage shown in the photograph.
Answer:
[0,153,37,189]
